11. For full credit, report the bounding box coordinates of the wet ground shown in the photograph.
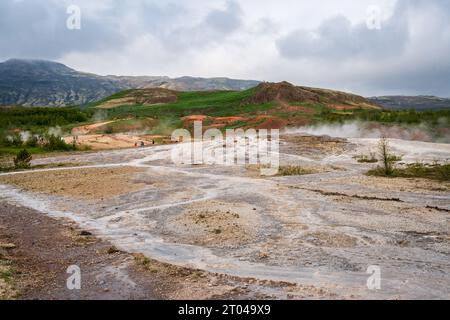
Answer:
[0,134,449,299]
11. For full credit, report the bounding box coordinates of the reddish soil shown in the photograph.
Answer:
[182,115,209,122]
[250,116,289,129]
[181,115,210,126]
[274,104,316,114]
[214,117,246,124]
[242,81,320,105]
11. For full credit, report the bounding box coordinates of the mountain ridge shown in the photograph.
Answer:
[369,95,450,111]
[3,59,449,111]
[0,59,260,107]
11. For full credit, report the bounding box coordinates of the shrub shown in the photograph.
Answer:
[2,134,23,147]
[13,149,32,169]
[43,134,75,151]
[277,165,315,176]
[394,163,450,181]
[365,138,403,176]
[378,137,396,176]
[355,153,378,163]
[367,162,449,181]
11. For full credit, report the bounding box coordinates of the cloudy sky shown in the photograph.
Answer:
[1,0,449,96]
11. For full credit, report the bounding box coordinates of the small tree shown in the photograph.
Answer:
[14,149,32,169]
[378,137,395,176]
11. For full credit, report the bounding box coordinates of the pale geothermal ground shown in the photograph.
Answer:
[1,133,449,299]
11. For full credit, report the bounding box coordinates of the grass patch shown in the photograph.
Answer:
[135,255,159,274]
[247,164,316,177]
[0,257,19,300]
[354,153,378,163]
[277,165,315,176]
[0,146,44,156]
[367,163,450,181]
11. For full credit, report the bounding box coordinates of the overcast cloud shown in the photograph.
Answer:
[0,0,449,96]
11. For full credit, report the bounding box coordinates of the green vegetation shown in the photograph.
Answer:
[277,166,315,176]
[354,153,378,163]
[94,89,450,137]
[368,163,450,181]
[99,89,268,119]
[0,132,75,157]
[0,106,88,155]
[0,107,89,129]
[13,149,32,169]
[368,138,403,176]
[42,134,75,152]
[1,88,450,149]
[319,108,450,126]
[88,89,279,135]
[365,138,449,181]
[3,89,450,134]
[379,137,395,176]
[0,246,19,300]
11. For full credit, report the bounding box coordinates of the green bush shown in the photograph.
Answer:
[2,134,23,147]
[13,149,32,169]
[355,153,378,163]
[379,137,395,176]
[43,135,75,151]
[367,162,449,181]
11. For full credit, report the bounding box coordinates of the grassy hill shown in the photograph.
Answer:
[89,82,382,132]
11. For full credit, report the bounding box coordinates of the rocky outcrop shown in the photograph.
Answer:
[242,81,380,109]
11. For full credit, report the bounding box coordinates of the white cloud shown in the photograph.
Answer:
[0,0,449,96]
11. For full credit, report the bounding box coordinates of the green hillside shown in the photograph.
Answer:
[88,82,382,131]
[1,82,449,156]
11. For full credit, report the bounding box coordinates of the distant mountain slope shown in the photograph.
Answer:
[0,59,259,107]
[0,59,124,107]
[369,96,450,111]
